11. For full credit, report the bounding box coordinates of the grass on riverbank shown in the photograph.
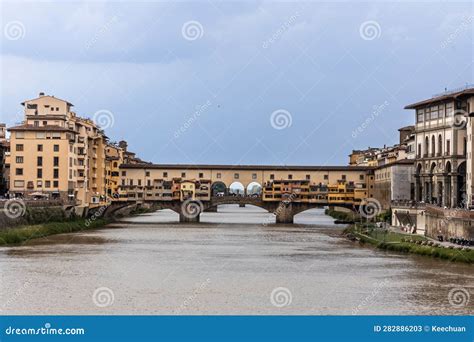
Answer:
[0,218,110,246]
[344,225,474,264]
[325,209,358,222]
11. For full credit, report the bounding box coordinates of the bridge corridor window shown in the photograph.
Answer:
[270,174,274,180]
[216,173,221,178]
[288,174,293,180]
[146,171,150,177]
[163,172,168,178]
[234,173,239,179]
[181,172,186,178]
[306,174,310,180]
[324,175,328,180]
[252,173,257,180]
[199,173,204,178]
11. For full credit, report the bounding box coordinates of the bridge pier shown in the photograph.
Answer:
[179,213,200,223]
[275,203,294,224]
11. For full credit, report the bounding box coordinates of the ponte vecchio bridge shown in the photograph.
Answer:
[107,164,374,223]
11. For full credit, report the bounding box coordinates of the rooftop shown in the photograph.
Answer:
[119,163,372,171]
[404,85,474,109]
[7,124,75,132]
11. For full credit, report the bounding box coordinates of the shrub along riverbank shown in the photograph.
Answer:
[0,218,110,246]
[343,224,473,264]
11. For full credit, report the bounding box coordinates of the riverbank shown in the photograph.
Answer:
[0,218,110,246]
[343,225,473,264]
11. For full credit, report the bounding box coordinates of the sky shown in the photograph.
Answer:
[1,0,473,166]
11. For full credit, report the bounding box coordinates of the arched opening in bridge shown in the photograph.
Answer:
[211,181,227,196]
[246,182,262,196]
[229,182,245,196]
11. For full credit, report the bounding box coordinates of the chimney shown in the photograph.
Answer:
[39,92,45,97]
[118,140,128,151]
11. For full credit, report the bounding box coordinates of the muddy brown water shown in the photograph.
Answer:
[0,205,472,315]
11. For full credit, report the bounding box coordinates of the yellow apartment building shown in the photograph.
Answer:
[8,93,107,206]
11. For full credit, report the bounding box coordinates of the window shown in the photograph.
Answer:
[53,169,59,178]
[417,109,424,123]
[37,156,43,166]
[324,175,329,180]
[145,171,150,177]
[417,144,421,157]
[53,156,59,167]
[199,173,204,178]
[270,174,274,180]
[181,172,186,178]
[359,175,364,180]
[14,180,25,187]
[15,132,25,139]
[53,144,59,152]
[121,179,125,186]
[163,172,168,177]
[37,144,43,152]
[45,181,51,188]
[37,180,43,187]
[234,173,239,179]
[138,179,142,186]
[16,144,24,151]
[438,135,442,155]
[16,156,24,163]
[342,175,346,180]
[288,174,293,180]
[431,136,435,156]
[36,132,45,139]
[306,174,310,180]
[252,173,257,180]
[446,140,451,155]
[37,169,42,178]
[16,168,23,175]
[53,181,59,188]
[130,179,134,186]
[52,132,61,139]
[122,171,127,176]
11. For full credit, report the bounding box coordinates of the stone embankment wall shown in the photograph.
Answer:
[424,205,474,240]
[0,201,77,230]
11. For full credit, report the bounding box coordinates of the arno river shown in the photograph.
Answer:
[0,205,472,315]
